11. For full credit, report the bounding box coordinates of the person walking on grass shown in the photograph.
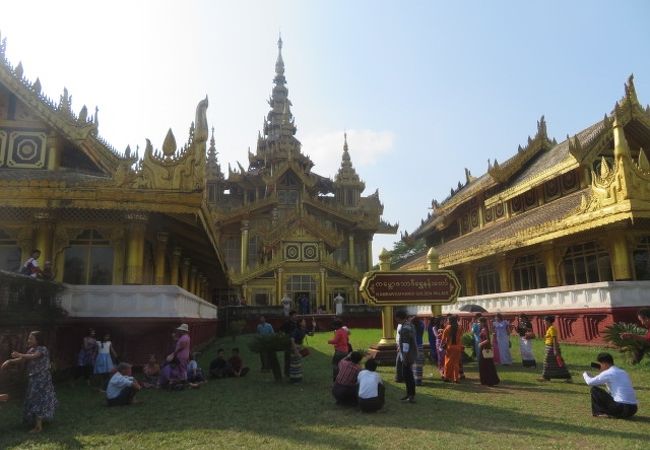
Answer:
[583,352,637,419]
[516,314,537,368]
[256,315,275,372]
[396,310,417,403]
[442,316,463,383]
[478,318,500,386]
[492,313,512,365]
[538,315,572,382]
[1,331,57,433]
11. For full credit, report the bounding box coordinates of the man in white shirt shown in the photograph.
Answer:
[358,359,384,412]
[106,362,142,406]
[582,352,637,419]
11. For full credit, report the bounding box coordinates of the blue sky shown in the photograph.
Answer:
[2,0,649,262]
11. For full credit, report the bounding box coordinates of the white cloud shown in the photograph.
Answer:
[300,129,395,178]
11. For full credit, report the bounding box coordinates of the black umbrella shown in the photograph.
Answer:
[458,304,487,313]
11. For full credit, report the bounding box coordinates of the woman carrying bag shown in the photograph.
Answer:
[478,317,500,386]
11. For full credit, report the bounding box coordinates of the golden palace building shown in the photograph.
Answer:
[205,37,396,311]
[0,33,396,365]
[402,76,650,344]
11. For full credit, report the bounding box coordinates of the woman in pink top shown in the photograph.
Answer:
[328,319,350,382]
[159,323,191,388]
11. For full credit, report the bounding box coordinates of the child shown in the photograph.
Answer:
[187,353,206,384]
[106,362,142,406]
[358,358,385,413]
[227,348,249,377]
[141,354,160,388]
[209,349,229,379]
[95,333,118,390]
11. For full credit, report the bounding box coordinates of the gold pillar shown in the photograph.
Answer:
[610,234,632,280]
[240,220,249,274]
[154,232,169,285]
[319,268,326,308]
[497,255,510,292]
[125,213,147,284]
[47,134,61,170]
[190,267,198,295]
[377,249,395,345]
[33,212,53,266]
[276,268,283,305]
[542,246,560,287]
[427,248,443,316]
[464,264,477,296]
[170,247,181,286]
[181,258,191,290]
[348,234,355,268]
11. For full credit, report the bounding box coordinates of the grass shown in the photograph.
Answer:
[1,329,649,449]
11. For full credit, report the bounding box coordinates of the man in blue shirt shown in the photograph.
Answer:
[256,315,275,371]
[583,352,638,418]
[106,362,142,406]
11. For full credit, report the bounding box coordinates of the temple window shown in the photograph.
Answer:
[476,264,500,295]
[278,189,298,204]
[633,236,650,280]
[0,230,21,271]
[512,255,547,291]
[562,242,612,285]
[222,236,241,273]
[63,229,113,285]
[248,235,260,269]
[354,241,367,272]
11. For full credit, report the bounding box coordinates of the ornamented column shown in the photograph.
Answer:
[181,258,191,290]
[348,234,355,269]
[33,211,53,266]
[542,246,560,287]
[464,264,477,296]
[319,268,326,309]
[276,268,284,305]
[240,220,249,274]
[190,266,198,294]
[154,232,169,285]
[610,234,632,280]
[170,247,182,286]
[125,213,147,284]
[428,248,443,316]
[497,255,511,292]
[377,249,394,345]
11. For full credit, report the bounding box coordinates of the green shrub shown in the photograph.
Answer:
[602,322,649,364]
[461,332,475,347]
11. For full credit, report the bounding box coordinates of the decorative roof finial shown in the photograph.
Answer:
[278,32,283,52]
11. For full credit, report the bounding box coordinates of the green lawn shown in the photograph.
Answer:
[1,329,649,449]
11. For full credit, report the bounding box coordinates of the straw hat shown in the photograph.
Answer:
[176,323,189,332]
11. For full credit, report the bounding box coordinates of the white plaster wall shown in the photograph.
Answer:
[59,285,218,319]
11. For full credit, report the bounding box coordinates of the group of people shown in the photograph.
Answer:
[18,249,54,281]
[74,329,119,390]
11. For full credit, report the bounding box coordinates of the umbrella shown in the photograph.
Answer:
[458,304,487,313]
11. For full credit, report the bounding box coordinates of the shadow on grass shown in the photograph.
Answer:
[0,334,648,449]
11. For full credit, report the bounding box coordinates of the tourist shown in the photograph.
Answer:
[471,313,482,359]
[159,324,191,388]
[1,331,57,433]
[333,292,345,316]
[289,318,308,383]
[435,316,447,377]
[227,348,250,377]
[332,351,363,406]
[396,310,417,403]
[299,294,310,315]
[106,362,142,406]
[539,315,572,382]
[256,315,275,371]
[426,317,438,365]
[280,293,292,316]
[187,353,207,383]
[412,317,425,386]
[20,249,41,278]
[141,354,160,388]
[516,314,536,368]
[209,349,229,379]
[442,316,463,383]
[478,318,500,386]
[328,319,350,382]
[358,358,385,413]
[280,310,299,377]
[620,307,650,344]
[74,328,97,386]
[582,352,638,418]
[94,332,118,391]
[492,313,512,365]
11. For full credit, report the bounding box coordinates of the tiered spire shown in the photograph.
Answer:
[335,133,364,187]
[206,127,224,180]
[265,33,297,141]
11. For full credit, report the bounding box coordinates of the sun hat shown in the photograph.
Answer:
[177,323,189,332]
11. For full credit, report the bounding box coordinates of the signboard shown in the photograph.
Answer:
[359,270,461,305]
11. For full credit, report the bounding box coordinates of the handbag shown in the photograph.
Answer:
[556,355,565,368]
[481,348,494,359]
[299,347,310,357]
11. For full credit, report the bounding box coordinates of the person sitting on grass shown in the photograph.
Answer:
[187,353,207,384]
[141,355,160,388]
[106,362,142,406]
[358,358,384,413]
[227,348,250,377]
[209,349,229,379]
[583,352,638,419]
[332,351,363,406]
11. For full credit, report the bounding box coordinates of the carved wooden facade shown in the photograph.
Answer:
[205,37,397,310]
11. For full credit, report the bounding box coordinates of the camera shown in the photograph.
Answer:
[590,362,601,369]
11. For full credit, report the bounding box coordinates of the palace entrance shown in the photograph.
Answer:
[286,274,317,314]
